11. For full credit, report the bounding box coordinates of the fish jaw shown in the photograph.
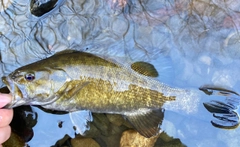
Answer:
[2,76,26,108]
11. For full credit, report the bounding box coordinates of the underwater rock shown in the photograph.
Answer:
[30,0,58,17]
[71,136,100,147]
[158,132,174,142]
[84,113,128,138]
[91,114,112,136]
[97,133,122,147]
[106,114,125,126]
[154,138,186,147]
[0,86,10,93]
[10,106,37,142]
[78,113,130,146]
[51,134,72,147]
[120,130,159,147]
[3,132,26,147]
[154,132,186,147]
[82,114,108,138]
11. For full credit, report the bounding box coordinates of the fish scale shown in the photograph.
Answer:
[52,77,175,113]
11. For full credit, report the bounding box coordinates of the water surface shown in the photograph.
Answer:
[1,0,240,146]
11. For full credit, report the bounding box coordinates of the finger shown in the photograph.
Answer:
[0,109,13,128]
[0,126,11,144]
[0,94,11,108]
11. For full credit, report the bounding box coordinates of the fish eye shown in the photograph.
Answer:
[25,73,35,81]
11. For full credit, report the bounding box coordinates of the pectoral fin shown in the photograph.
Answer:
[69,110,93,135]
[124,108,164,138]
[57,81,89,99]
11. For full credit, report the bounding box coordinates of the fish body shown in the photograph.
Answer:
[2,50,181,137]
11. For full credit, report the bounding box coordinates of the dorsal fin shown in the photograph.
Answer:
[131,62,159,77]
[54,50,80,56]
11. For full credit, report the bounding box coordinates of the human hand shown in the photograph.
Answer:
[0,94,13,146]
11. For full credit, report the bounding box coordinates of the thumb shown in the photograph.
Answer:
[0,94,11,108]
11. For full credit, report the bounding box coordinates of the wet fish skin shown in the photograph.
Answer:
[2,50,175,111]
[2,50,177,137]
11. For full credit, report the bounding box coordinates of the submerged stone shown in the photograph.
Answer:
[106,114,125,126]
[84,113,129,137]
[71,136,100,147]
[120,130,159,147]
[0,86,10,93]
[51,135,72,147]
[10,106,37,142]
[155,132,186,147]
[3,132,25,147]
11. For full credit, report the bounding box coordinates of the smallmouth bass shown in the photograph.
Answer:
[2,50,183,137]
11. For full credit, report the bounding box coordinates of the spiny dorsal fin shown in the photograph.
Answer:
[124,108,164,138]
[54,50,80,56]
[131,62,159,77]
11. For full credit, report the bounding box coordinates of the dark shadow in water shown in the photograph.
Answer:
[10,106,37,142]
[30,0,64,17]
[200,85,240,129]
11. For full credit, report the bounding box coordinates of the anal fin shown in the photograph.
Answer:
[124,108,164,138]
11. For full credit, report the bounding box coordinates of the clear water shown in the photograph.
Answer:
[1,0,240,146]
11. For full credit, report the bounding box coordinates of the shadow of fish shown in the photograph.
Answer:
[200,85,240,129]
[2,50,184,138]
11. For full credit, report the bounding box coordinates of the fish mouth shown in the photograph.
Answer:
[2,76,25,108]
